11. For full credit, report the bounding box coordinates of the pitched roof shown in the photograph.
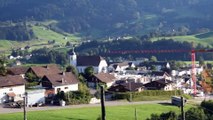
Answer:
[77,56,105,66]
[108,82,144,92]
[7,66,29,75]
[0,75,25,87]
[151,71,170,76]
[93,73,116,83]
[28,64,61,78]
[144,78,173,87]
[155,78,173,85]
[121,82,144,91]
[43,72,79,86]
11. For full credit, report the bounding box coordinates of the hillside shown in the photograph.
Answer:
[0,0,213,39]
[0,22,80,52]
[151,32,213,47]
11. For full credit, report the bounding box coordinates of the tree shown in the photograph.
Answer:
[84,66,94,77]
[198,56,205,66]
[0,56,7,76]
[25,72,37,82]
[66,65,78,76]
[146,111,177,120]
[185,107,207,120]
[150,56,157,62]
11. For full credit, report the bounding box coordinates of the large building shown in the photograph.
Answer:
[69,50,108,73]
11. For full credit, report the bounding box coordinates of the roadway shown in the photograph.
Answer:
[1,97,212,114]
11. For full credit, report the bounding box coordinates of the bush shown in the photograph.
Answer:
[65,83,91,105]
[111,90,183,101]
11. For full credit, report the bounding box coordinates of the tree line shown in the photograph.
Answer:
[0,0,213,38]
[76,38,213,61]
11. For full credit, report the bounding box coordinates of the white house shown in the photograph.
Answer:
[69,50,108,73]
[150,71,172,81]
[41,72,79,94]
[0,75,25,104]
[108,62,135,73]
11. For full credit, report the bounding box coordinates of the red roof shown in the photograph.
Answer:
[7,66,29,75]
[43,72,79,86]
[0,75,25,87]
[28,64,62,78]
[93,73,116,83]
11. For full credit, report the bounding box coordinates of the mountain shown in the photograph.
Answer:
[1,0,213,39]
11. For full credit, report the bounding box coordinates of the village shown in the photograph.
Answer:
[0,48,210,109]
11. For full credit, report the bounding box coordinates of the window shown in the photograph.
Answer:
[65,87,68,89]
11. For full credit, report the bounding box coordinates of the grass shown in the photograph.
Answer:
[151,32,213,47]
[132,95,172,101]
[0,103,194,120]
[0,23,81,52]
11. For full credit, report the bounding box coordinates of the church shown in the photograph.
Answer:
[69,49,108,73]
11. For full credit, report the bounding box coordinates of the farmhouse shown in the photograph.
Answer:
[41,72,79,95]
[144,78,174,91]
[0,75,25,104]
[108,82,144,92]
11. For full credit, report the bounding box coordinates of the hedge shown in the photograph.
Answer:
[111,90,183,101]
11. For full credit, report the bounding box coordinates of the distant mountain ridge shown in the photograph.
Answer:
[0,0,213,38]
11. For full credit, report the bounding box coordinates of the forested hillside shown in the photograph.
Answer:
[1,0,213,39]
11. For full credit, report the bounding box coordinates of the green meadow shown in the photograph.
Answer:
[151,32,213,47]
[0,103,194,120]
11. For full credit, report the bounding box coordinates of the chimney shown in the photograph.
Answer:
[61,78,66,83]
[62,72,65,76]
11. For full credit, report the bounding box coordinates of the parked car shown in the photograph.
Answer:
[3,101,23,108]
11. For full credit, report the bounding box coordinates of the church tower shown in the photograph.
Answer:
[69,48,77,67]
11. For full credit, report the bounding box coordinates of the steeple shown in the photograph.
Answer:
[69,47,77,67]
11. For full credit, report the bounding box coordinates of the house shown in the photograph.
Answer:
[150,62,170,71]
[7,66,29,78]
[150,71,172,80]
[41,72,79,94]
[108,82,144,92]
[139,62,170,71]
[144,78,174,91]
[108,62,135,73]
[26,64,62,78]
[89,73,116,88]
[0,75,25,104]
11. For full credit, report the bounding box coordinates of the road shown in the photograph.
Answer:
[0,100,169,114]
[0,96,212,114]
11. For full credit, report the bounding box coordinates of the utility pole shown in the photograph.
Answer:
[23,92,27,120]
[135,108,137,120]
[100,86,106,120]
[180,96,185,120]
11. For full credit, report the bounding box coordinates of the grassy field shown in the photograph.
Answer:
[151,32,213,47]
[0,24,80,52]
[0,103,194,120]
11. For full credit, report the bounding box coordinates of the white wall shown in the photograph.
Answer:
[98,60,108,73]
[54,84,78,94]
[77,66,99,73]
[0,85,25,104]
[27,89,45,106]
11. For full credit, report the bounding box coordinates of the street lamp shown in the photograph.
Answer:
[23,92,28,120]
